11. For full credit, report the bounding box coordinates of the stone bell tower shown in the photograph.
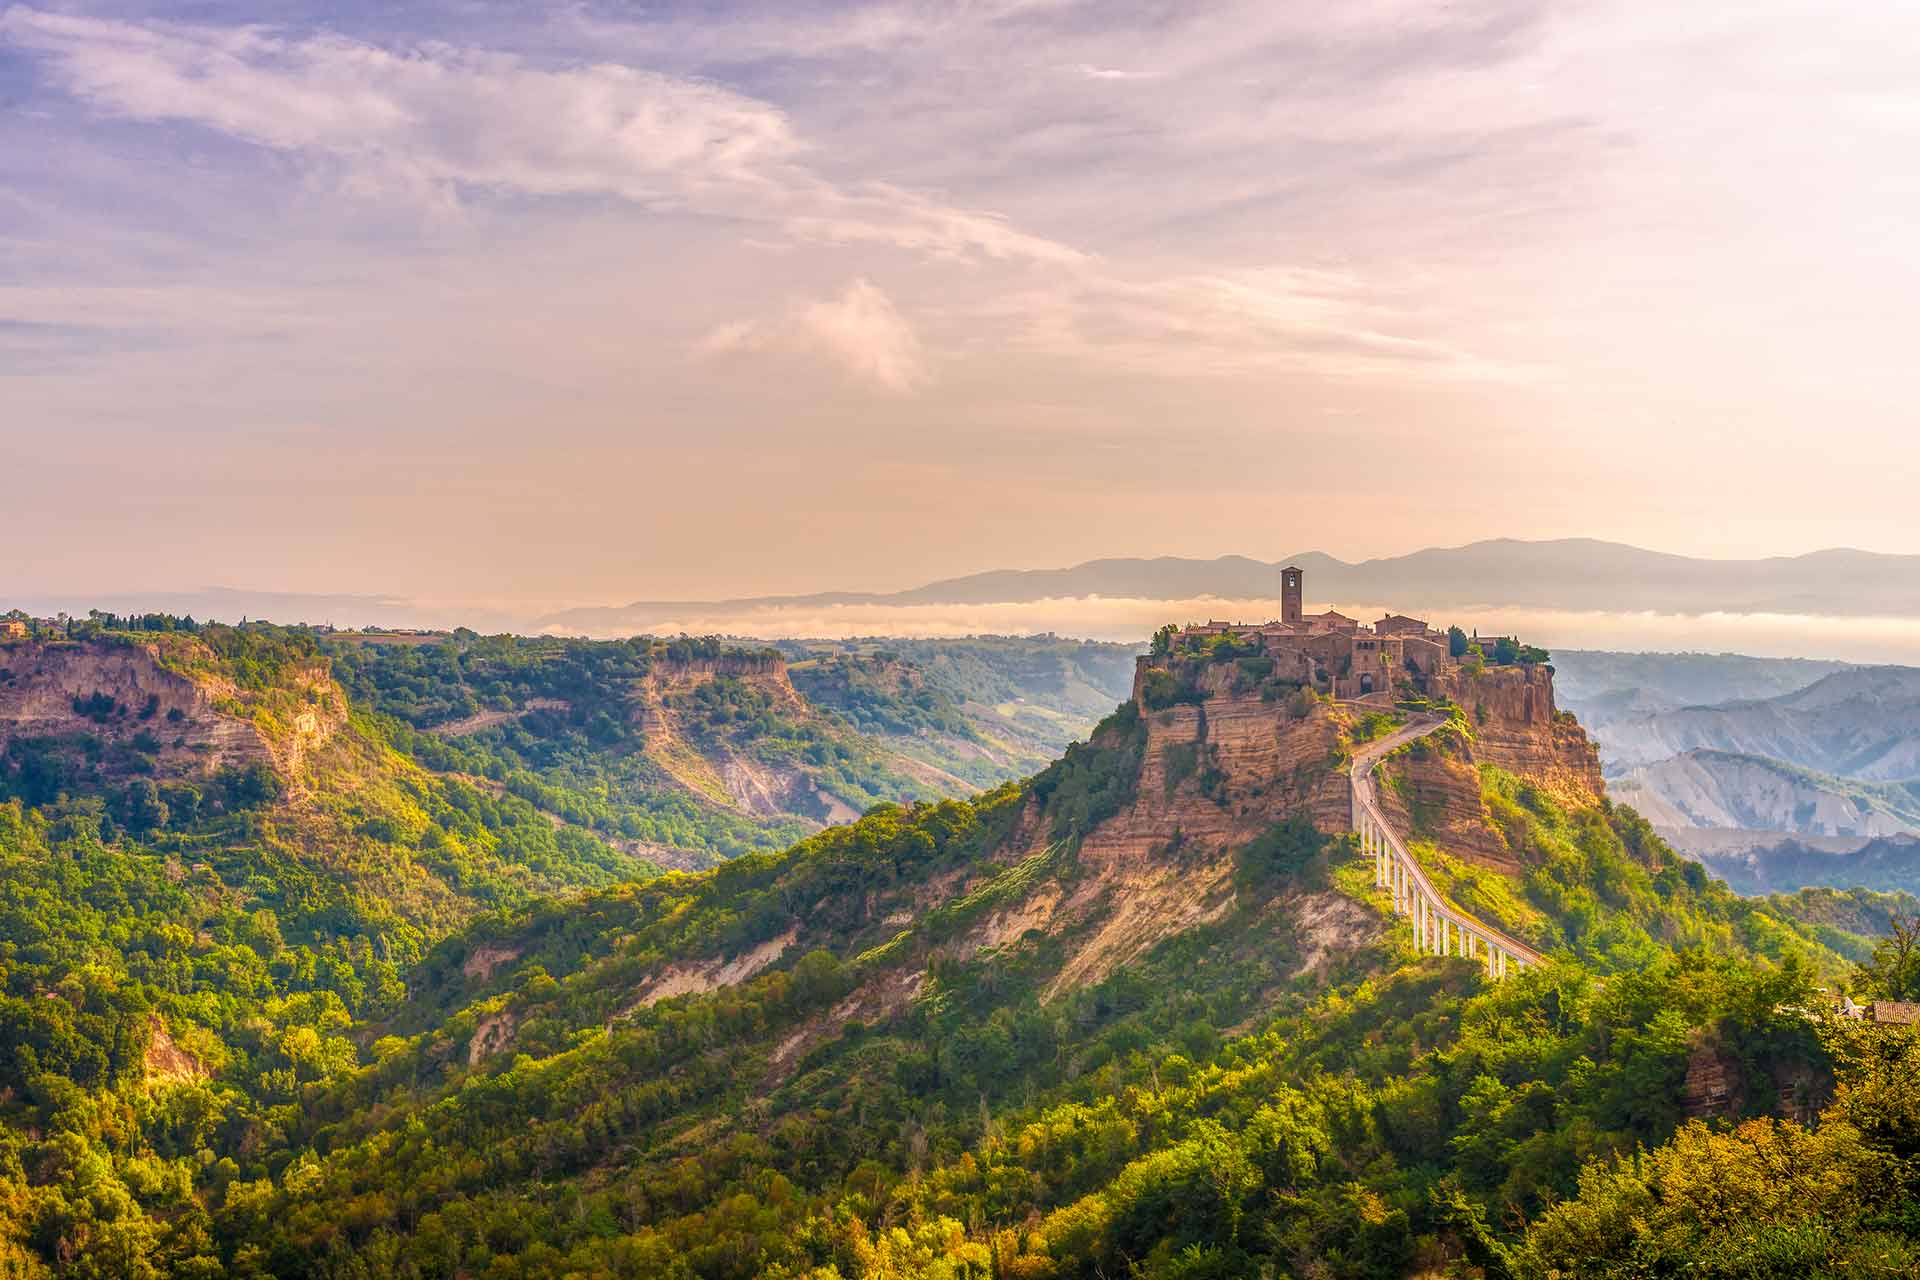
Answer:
[1281,565,1303,625]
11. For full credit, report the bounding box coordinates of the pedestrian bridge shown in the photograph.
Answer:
[1349,715,1545,979]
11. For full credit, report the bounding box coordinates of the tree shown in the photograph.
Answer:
[1448,626,1469,659]
[1857,913,1920,1001]
[123,780,168,836]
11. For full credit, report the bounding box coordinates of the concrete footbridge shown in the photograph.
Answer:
[1348,714,1546,979]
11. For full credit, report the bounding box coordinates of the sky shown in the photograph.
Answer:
[5,0,1920,610]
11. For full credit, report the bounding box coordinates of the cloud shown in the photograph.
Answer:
[0,9,797,187]
[969,267,1537,383]
[0,5,1081,265]
[698,278,926,393]
[537,593,1920,665]
[800,279,926,392]
[0,3,1535,389]
[1072,63,1159,81]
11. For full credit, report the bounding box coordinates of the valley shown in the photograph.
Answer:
[1554,652,1920,895]
[325,629,1138,869]
[2,603,1915,1277]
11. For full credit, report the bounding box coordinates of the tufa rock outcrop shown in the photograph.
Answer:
[0,637,342,783]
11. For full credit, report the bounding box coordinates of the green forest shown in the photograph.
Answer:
[0,622,1917,1278]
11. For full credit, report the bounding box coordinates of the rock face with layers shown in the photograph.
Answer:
[1440,663,1604,804]
[1372,664,1605,871]
[1014,668,1360,996]
[0,637,341,782]
[925,658,1603,1000]
[630,652,866,824]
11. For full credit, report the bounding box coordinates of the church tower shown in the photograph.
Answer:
[1281,565,1303,625]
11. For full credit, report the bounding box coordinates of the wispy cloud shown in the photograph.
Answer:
[1072,63,1159,81]
[968,267,1536,383]
[0,6,1081,265]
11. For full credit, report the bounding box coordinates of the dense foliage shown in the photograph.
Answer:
[2,626,1917,1279]
[323,632,1138,864]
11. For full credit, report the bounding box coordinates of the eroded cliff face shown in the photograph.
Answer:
[630,654,864,824]
[899,661,1375,1006]
[0,638,342,782]
[1442,664,1603,803]
[1375,664,1605,871]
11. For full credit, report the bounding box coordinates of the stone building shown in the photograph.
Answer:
[1142,567,1464,702]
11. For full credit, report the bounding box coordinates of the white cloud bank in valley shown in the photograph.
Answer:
[544,596,1920,665]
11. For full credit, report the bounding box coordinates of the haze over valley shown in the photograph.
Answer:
[17,537,1920,661]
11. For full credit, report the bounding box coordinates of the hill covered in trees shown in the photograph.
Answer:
[325,631,1137,868]
[3,617,1918,1277]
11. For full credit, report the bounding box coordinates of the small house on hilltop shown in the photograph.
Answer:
[0,617,28,640]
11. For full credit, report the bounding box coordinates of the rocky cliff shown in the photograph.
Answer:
[1371,664,1604,871]
[1000,662,1364,997]
[1440,663,1604,803]
[630,652,867,824]
[0,636,342,783]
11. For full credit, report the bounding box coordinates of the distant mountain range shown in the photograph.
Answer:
[3,587,530,634]
[14,539,1920,638]
[535,539,1920,635]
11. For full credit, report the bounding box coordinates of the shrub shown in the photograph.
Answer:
[1234,815,1331,891]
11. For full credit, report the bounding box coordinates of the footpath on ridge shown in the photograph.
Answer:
[1348,713,1546,977]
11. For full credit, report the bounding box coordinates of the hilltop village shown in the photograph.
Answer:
[1135,565,1547,704]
